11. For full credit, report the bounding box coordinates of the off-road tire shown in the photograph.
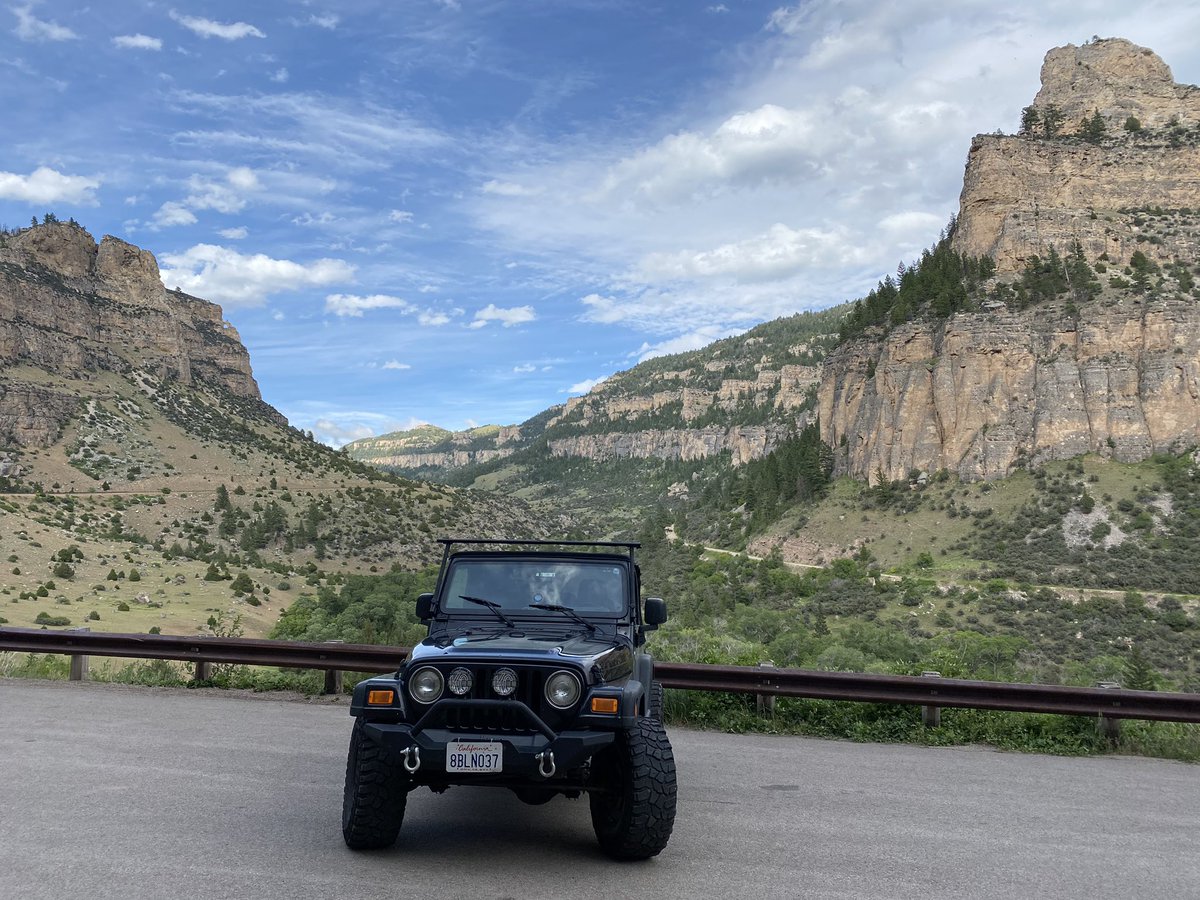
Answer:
[342,719,409,850]
[648,680,664,722]
[589,718,677,860]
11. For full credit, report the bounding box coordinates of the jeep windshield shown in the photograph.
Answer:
[441,558,628,618]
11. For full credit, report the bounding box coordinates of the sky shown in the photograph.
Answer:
[3,1,1200,446]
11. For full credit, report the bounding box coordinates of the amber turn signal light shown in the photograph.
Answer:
[367,689,395,705]
[590,697,619,714]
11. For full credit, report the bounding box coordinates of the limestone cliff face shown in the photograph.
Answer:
[0,221,281,446]
[822,39,1200,482]
[954,39,1200,275]
[819,297,1200,482]
[548,425,794,467]
[953,136,1200,274]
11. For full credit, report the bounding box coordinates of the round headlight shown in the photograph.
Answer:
[545,670,582,709]
[491,667,518,697]
[408,666,443,704]
[447,667,474,696]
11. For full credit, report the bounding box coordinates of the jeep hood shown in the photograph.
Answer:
[411,629,634,681]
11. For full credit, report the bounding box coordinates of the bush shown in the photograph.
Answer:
[34,612,71,626]
[87,610,100,621]
[117,601,130,612]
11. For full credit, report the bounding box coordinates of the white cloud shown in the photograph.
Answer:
[272,310,284,321]
[12,5,76,41]
[707,4,729,12]
[565,376,608,395]
[292,211,338,227]
[381,360,411,370]
[632,326,739,362]
[325,293,413,317]
[270,67,289,84]
[418,311,451,326]
[482,180,538,197]
[388,209,414,223]
[170,10,265,41]
[0,166,98,204]
[513,363,536,373]
[469,304,536,329]
[637,223,868,282]
[170,90,449,169]
[182,167,259,214]
[150,201,198,229]
[113,33,162,50]
[218,226,248,239]
[307,13,339,29]
[160,244,354,307]
[312,419,375,447]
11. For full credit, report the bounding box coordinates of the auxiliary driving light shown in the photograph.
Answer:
[447,667,474,696]
[408,667,444,704]
[545,670,582,709]
[491,667,518,697]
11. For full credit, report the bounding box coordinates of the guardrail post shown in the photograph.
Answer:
[921,671,941,728]
[322,640,345,695]
[756,660,776,716]
[1096,681,1122,745]
[68,627,90,681]
[193,660,212,683]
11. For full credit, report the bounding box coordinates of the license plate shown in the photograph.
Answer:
[446,740,503,773]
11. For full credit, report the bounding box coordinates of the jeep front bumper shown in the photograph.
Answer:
[361,699,615,783]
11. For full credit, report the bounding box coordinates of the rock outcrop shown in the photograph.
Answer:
[0,221,281,446]
[548,425,795,467]
[953,39,1200,275]
[820,296,1200,483]
[1032,38,1200,134]
[822,39,1200,483]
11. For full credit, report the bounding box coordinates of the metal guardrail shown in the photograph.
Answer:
[654,662,1200,723]
[2,627,1198,725]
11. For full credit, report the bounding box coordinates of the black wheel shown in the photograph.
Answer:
[589,718,677,861]
[342,719,409,850]
[648,680,664,723]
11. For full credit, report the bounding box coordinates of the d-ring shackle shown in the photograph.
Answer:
[402,746,421,773]
[535,750,556,778]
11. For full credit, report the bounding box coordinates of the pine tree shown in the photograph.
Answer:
[1042,104,1066,137]
[1020,105,1041,135]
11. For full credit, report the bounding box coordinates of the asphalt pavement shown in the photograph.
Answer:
[0,679,1196,900]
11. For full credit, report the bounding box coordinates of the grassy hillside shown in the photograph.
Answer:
[0,368,553,638]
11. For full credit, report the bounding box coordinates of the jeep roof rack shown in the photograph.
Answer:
[437,538,640,549]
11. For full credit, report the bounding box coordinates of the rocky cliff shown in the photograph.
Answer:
[820,296,1200,482]
[822,39,1200,483]
[953,39,1200,274]
[0,221,280,446]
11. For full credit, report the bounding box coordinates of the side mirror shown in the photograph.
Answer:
[643,597,667,629]
[415,593,435,621]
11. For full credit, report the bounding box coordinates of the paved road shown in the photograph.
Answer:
[1,679,1196,900]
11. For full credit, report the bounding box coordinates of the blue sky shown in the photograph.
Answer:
[3,1,1200,445]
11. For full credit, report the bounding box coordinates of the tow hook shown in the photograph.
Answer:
[401,746,421,774]
[535,750,556,779]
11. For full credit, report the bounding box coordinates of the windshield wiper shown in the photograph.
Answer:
[460,595,514,627]
[528,603,596,633]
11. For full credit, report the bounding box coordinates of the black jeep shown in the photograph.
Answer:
[342,538,677,860]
